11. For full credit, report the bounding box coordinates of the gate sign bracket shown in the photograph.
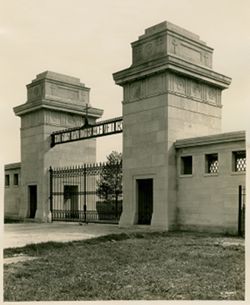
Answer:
[51,116,123,147]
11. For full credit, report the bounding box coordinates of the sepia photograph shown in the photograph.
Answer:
[1,0,248,302]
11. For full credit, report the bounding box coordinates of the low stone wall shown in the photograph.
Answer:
[4,163,21,218]
[175,131,246,234]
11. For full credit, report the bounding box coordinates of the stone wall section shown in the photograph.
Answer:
[114,20,232,231]
[175,133,246,233]
[121,89,169,227]
[4,163,21,218]
[13,71,103,221]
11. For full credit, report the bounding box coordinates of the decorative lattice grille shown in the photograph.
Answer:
[234,151,246,172]
[206,154,218,174]
[208,159,219,173]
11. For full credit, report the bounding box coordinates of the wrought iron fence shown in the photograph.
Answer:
[238,185,245,237]
[49,161,122,223]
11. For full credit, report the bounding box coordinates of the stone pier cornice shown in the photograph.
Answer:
[113,55,231,89]
[14,99,103,118]
[175,131,246,148]
[13,71,103,119]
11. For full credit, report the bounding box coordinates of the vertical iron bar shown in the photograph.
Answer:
[49,167,53,221]
[238,185,242,236]
[84,163,87,223]
[243,187,245,237]
[115,193,118,220]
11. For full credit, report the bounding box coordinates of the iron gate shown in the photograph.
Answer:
[238,185,245,237]
[49,162,122,223]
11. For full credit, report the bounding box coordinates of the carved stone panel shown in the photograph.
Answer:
[143,42,154,58]
[167,72,221,107]
[129,81,142,100]
[171,38,179,55]
[207,87,217,104]
[133,45,143,63]
[123,84,130,102]
[79,90,88,103]
[204,85,220,106]
[44,111,61,125]
[67,114,82,127]
[174,75,186,95]
[181,43,201,63]
[28,84,43,102]
[168,36,212,68]
[132,35,166,65]
[201,52,212,68]
[21,110,44,128]
[191,81,202,100]
[146,74,165,96]
[50,84,79,101]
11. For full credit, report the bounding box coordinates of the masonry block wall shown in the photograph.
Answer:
[175,131,246,233]
[13,71,103,221]
[4,163,21,218]
[113,21,231,229]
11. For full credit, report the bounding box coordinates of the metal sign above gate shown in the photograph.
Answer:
[51,116,123,147]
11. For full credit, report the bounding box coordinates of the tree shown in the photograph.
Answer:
[97,151,122,209]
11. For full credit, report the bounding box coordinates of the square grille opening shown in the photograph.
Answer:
[233,151,246,172]
[205,153,218,174]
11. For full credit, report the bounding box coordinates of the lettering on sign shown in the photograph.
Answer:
[51,117,123,147]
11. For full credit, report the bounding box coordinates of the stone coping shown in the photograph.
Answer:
[14,99,103,118]
[138,21,205,45]
[5,162,21,170]
[113,55,231,88]
[32,71,84,86]
[175,131,246,148]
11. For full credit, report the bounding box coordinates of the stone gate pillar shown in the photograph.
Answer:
[14,71,103,221]
[113,21,231,229]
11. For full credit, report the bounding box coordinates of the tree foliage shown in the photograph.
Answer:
[97,151,122,201]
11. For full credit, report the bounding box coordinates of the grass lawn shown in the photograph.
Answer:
[4,231,244,301]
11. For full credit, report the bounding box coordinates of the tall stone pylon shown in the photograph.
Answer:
[113,21,231,229]
[14,71,103,221]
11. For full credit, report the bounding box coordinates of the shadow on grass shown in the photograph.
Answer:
[4,230,244,258]
[4,230,245,301]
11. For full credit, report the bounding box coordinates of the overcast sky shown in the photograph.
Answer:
[1,0,250,171]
